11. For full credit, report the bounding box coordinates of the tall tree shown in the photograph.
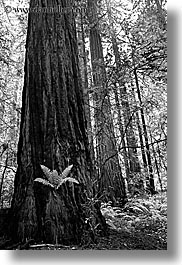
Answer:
[76,7,95,164]
[87,0,126,204]
[10,0,106,244]
[133,67,155,194]
[118,0,167,194]
[105,1,141,191]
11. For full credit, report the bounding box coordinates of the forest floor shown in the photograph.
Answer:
[0,192,167,250]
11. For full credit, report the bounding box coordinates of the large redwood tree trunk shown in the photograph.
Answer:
[10,0,106,244]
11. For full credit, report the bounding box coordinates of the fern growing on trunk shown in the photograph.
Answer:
[34,165,79,189]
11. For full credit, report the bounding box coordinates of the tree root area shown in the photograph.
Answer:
[0,227,167,250]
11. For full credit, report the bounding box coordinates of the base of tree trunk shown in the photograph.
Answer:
[33,182,107,245]
[0,209,10,237]
[8,182,107,246]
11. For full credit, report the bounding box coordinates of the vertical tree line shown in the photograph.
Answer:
[77,0,167,197]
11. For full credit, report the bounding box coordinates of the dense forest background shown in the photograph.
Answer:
[0,0,167,250]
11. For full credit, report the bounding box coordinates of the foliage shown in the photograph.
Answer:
[93,0,167,191]
[0,192,167,249]
[0,166,15,208]
[34,165,79,190]
[100,192,167,248]
[0,0,28,208]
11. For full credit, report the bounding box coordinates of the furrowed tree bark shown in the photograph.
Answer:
[87,0,126,204]
[10,0,106,245]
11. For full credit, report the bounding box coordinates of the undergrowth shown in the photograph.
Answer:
[98,192,167,249]
[0,192,167,250]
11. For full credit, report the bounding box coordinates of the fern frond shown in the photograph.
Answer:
[52,169,59,178]
[40,165,60,185]
[39,164,75,190]
[65,177,79,184]
[40,165,53,181]
[34,178,55,188]
[61,165,73,179]
[56,177,79,190]
[51,170,59,186]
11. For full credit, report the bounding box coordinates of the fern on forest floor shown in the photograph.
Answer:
[100,192,167,249]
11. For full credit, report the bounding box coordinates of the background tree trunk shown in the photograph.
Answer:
[112,84,130,180]
[10,0,106,244]
[87,0,126,204]
[133,68,155,194]
[106,1,141,193]
[76,9,95,162]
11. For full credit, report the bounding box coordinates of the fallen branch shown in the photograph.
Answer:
[29,243,70,249]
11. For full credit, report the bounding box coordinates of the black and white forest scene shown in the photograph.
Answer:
[0,0,167,250]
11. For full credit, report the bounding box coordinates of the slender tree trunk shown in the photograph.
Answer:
[76,9,95,163]
[87,0,126,204]
[106,1,141,193]
[157,141,167,172]
[149,131,163,192]
[10,0,106,244]
[131,82,148,189]
[0,101,5,136]
[119,84,141,173]
[133,68,155,194]
[0,151,8,207]
[112,84,130,179]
